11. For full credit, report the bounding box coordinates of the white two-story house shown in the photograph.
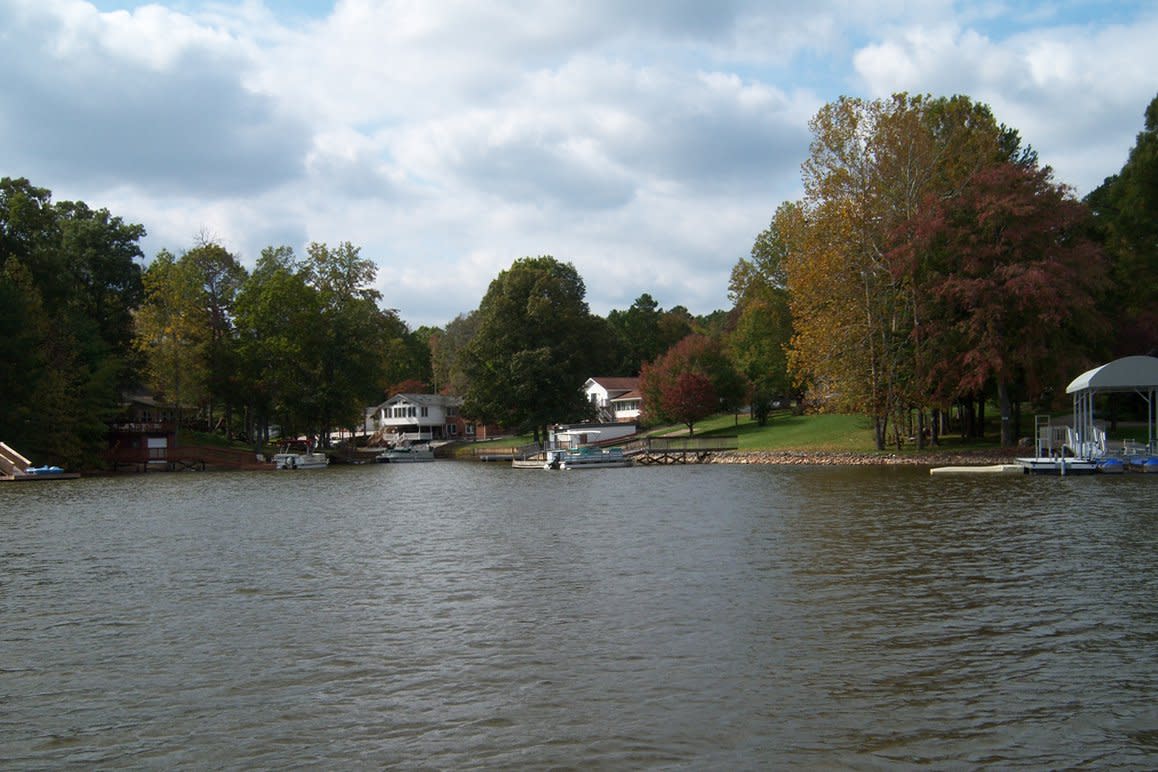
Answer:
[582,377,643,423]
[372,393,471,442]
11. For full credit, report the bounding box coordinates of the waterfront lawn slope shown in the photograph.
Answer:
[460,411,1012,461]
[686,412,1016,464]
[674,412,876,452]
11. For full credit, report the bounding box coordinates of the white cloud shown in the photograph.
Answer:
[852,11,1158,194]
[3,0,1156,328]
[0,0,310,197]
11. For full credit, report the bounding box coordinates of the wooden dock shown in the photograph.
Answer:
[475,435,740,467]
[623,436,739,465]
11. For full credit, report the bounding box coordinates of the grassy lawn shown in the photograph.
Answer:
[445,410,1013,456]
[705,413,878,451]
[654,410,1013,455]
[650,412,877,452]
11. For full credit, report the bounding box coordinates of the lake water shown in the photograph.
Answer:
[3,462,1156,768]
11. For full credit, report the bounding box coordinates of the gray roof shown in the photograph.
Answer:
[1066,355,1158,394]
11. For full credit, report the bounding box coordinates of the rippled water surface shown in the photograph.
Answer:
[3,462,1157,768]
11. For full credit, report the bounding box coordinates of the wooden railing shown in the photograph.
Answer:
[621,435,739,455]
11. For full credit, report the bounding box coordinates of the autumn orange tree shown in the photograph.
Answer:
[783,93,1022,449]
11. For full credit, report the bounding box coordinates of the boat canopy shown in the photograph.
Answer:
[1066,355,1158,394]
[1065,355,1158,455]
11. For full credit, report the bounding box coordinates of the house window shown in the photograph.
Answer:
[465,423,475,436]
[447,407,459,417]
[448,423,458,436]
[421,407,429,417]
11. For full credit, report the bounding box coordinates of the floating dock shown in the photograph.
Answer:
[930,464,1025,475]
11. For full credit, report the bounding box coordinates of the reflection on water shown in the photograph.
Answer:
[2,463,1156,767]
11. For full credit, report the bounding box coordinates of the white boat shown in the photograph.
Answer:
[376,443,435,463]
[544,446,632,470]
[272,450,329,469]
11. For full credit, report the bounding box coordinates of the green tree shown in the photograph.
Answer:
[430,311,480,396]
[462,256,604,443]
[181,239,246,434]
[378,322,434,396]
[1,258,55,456]
[1,178,145,467]
[56,200,146,358]
[1085,93,1158,355]
[728,202,796,425]
[607,293,663,374]
[606,293,695,374]
[233,246,324,445]
[303,241,398,442]
[133,249,210,442]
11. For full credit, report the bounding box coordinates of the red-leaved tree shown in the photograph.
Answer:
[639,334,748,435]
[898,161,1108,446]
[659,371,718,436]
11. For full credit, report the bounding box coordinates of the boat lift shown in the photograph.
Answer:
[1066,355,1158,458]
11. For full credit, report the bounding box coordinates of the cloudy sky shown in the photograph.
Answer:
[2,1,1155,328]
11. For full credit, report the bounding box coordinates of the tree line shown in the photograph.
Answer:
[761,92,1158,449]
[2,90,1155,466]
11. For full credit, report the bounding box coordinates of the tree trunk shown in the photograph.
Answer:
[1013,399,1021,444]
[873,415,887,450]
[998,380,1014,447]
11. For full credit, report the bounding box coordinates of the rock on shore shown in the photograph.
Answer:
[708,450,1017,466]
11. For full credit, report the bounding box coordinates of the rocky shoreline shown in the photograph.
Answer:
[708,449,1019,466]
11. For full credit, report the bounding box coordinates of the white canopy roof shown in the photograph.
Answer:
[1065,355,1158,394]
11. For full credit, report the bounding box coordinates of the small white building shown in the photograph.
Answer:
[583,377,643,423]
[372,393,470,442]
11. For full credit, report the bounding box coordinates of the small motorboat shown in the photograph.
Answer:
[375,443,435,463]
